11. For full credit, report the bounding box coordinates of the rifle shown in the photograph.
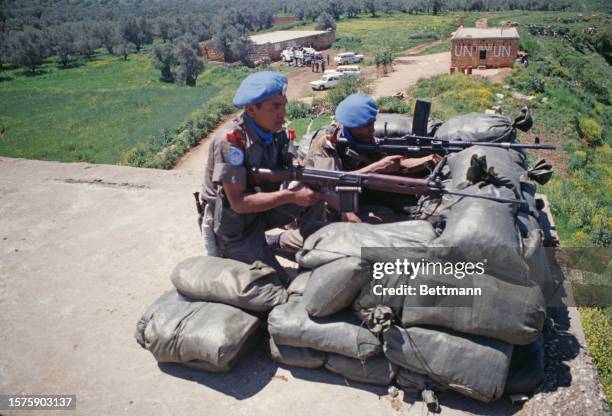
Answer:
[336,135,556,158]
[247,162,525,213]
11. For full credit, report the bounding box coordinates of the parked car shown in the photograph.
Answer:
[309,72,344,90]
[334,52,364,65]
[335,65,361,76]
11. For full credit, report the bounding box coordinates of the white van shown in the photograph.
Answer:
[335,65,361,76]
[334,52,364,65]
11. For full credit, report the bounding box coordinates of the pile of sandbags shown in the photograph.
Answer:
[135,256,288,371]
[434,108,532,143]
[266,221,438,386]
[273,142,553,403]
[135,109,554,405]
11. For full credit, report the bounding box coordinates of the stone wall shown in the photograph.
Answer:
[202,30,335,63]
[272,16,297,26]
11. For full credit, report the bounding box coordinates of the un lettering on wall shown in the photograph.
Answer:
[453,44,512,58]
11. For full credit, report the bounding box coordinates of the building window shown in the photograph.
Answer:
[480,49,487,60]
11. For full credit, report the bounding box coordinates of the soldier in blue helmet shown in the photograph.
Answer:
[303,93,439,223]
[200,71,324,285]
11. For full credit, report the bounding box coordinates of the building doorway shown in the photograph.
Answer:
[479,49,487,60]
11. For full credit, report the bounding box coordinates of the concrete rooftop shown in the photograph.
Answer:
[249,30,329,45]
[452,27,520,40]
[0,157,607,415]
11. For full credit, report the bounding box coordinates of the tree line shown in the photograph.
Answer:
[1,0,576,78]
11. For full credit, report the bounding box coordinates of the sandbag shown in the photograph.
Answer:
[396,368,444,392]
[434,111,531,143]
[374,113,413,138]
[304,256,369,317]
[446,146,526,192]
[135,290,260,372]
[325,354,397,386]
[268,336,326,368]
[287,271,311,296]
[505,336,545,394]
[374,113,441,138]
[401,271,546,345]
[268,297,381,360]
[433,192,529,282]
[384,326,513,402]
[519,213,559,302]
[297,220,437,270]
[353,272,406,321]
[170,256,287,312]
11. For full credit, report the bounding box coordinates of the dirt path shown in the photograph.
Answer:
[371,52,451,98]
[397,39,446,56]
[475,13,496,29]
[175,32,501,171]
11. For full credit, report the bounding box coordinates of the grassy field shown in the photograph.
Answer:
[491,11,611,403]
[302,12,457,54]
[0,48,249,165]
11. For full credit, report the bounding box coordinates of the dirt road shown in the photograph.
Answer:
[174,39,508,171]
[371,52,451,98]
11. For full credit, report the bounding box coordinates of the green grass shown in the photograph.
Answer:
[418,42,451,54]
[287,117,311,140]
[580,307,612,401]
[302,13,457,54]
[287,115,333,141]
[489,10,612,401]
[0,49,249,164]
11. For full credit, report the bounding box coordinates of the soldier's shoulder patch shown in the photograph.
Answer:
[227,146,245,166]
[226,127,246,149]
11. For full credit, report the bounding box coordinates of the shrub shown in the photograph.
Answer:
[376,96,411,113]
[579,307,612,400]
[527,77,546,93]
[579,117,603,146]
[286,100,312,120]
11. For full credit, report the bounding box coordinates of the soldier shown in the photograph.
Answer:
[303,93,439,223]
[200,71,324,285]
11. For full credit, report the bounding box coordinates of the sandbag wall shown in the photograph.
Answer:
[134,111,555,404]
[276,112,554,403]
[135,257,289,372]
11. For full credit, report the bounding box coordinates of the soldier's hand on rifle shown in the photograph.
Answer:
[400,154,441,173]
[289,184,322,207]
[341,212,362,223]
[369,155,404,174]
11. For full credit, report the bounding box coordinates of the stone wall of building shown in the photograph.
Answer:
[201,30,335,63]
[450,38,519,69]
[272,16,297,26]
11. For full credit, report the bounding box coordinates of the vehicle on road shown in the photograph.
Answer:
[334,65,361,76]
[309,72,344,90]
[334,52,364,65]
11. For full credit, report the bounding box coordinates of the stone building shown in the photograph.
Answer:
[202,29,335,63]
[451,27,520,70]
